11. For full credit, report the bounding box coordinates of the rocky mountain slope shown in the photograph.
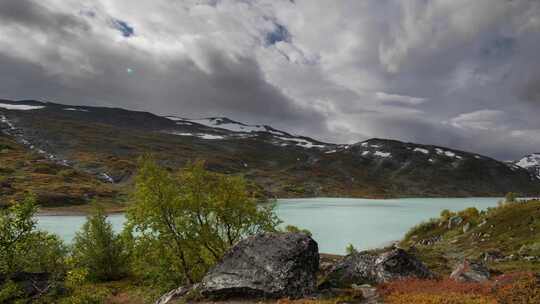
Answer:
[1,99,539,206]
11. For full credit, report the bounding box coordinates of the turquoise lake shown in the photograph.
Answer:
[36,197,503,254]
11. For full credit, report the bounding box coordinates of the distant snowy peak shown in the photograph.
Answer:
[515,153,540,179]
[515,153,540,169]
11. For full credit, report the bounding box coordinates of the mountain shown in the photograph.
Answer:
[514,153,540,180]
[1,99,539,207]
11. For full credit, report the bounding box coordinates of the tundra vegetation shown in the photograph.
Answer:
[0,156,539,303]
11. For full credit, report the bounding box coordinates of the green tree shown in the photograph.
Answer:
[125,157,281,287]
[0,194,67,302]
[0,195,38,273]
[345,243,358,255]
[71,205,126,282]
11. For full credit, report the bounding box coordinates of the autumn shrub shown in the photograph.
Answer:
[277,289,363,304]
[381,274,540,304]
[58,169,78,181]
[379,278,493,297]
[380,278,496,304]
[458,207,480,220]
[384,292,496,304]
[403,219,439,240]
[495,274,540,304]
[440,209,454,221]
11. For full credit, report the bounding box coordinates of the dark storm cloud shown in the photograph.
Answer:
[0,0,539,159]
[0,0,326,134]
[0,0,88,33]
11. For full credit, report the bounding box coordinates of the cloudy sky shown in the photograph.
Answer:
[1,0,539,160]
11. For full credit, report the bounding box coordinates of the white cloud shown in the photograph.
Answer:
[447,110,507,131]
[375,92,426,105]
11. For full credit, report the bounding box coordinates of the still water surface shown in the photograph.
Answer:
[37,197,502,254]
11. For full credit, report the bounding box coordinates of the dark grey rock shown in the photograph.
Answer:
[200,232,319,299]
[320,252,378,288]
[321,249,433,288]
[450,260,490,282]
[374,249,433,283]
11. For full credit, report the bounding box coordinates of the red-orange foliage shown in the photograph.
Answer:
[379,278,493,297]
[379,273,540,304]
[495,273,540,304]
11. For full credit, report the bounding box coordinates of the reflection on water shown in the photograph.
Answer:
[37,197,501,254]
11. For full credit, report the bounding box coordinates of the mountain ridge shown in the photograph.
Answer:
[1,99,539,207]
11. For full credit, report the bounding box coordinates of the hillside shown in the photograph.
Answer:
[1,99,540,207]
[400,199,540,275]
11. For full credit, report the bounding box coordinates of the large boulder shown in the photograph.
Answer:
[200,232,319,299]
[450,260,490,283]
[322,249,433,288]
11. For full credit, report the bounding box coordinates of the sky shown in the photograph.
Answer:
[0,0,539,160]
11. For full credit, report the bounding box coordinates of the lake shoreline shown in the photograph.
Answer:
[36,196,512,216]
[37,197,504,254]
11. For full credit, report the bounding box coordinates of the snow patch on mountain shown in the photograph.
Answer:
[166,116,288,136]
[374,151,391,158]
[413,147,429,154]
[199,134,225,140]
[435,148,462,159]
[166,131,225,140]
[64,107,89,112]
[277,136,326,149]
[0,103,45,110]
